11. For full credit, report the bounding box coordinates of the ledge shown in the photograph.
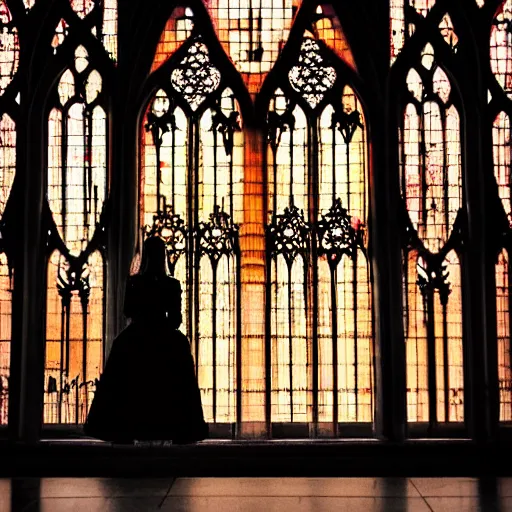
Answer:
[0,438,506,477]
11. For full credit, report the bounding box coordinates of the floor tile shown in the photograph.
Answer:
[411,477,480,497]
[424,496,500,512]
[37,477,171,498]
[161,496,431,512]
[169,477,420,497]
[22,497,109,512]
[0,480,10,512]
[21,497,165,512]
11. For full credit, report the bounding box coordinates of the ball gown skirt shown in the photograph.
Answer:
[84,318,208,443]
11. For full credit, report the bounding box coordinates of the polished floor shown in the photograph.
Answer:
[2,477,512,511]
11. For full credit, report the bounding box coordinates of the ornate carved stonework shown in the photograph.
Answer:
[267,204,310,267]
[171,40,221,110]
[289,38,336,109]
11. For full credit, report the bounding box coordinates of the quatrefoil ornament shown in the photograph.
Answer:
[171,40,221,110]
[288,38,336,109]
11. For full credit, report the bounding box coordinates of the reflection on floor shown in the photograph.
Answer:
[2,477,512,511]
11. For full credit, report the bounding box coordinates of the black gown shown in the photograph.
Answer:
[84,273,208,443]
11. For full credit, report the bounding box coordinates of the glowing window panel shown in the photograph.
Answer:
[48,56,107,256]
[102,0,117,60]
[203,0,302,94]
[267,80,373,425]
[0,1,19,96]
[496,250,512,421]
[312,4,356,72]
[44,251,104,424]
[438,13,458,51]
[142,51,244,424]
[491,1,512,99]
[391,1,452,63]
[401,54,464,424]
[0,254,10,425]
[170,41,221,111]
[71,0,94,19]
[289,37,336,109]
[52,19,68,52]
[151,7,194,73]
[390,0,405,63]
[0,114,16,217]
[493,111,511,221]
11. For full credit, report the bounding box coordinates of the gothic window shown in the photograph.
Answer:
[44,45,108,424]
[491,1,512,421]
[0,0,19,425]
[266,30,373,429]
[141,26,243,425]
[400,42,465,425]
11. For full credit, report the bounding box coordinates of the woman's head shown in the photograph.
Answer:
[141,236,167,275]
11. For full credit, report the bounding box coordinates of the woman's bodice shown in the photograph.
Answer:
[123,274,182,328]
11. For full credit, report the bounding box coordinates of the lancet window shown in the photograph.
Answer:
[400,42,465,426]
[44,45,108,424]
[266,32,373,430]
[141,28,244,426]
[491,0,512,421]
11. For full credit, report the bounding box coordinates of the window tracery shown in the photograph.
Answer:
[0,0,19,426]
[142,33,243,425]
[400,42,465,426]
[491,1,512,421]
[44,45,108,424]
[266,30,373,428]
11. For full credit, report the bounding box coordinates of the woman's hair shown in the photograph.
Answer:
[139,236,168,275]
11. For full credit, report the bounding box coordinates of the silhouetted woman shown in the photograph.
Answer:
[84,236,208,443]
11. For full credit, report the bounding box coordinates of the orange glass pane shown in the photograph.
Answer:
[496,249,512,421]
[313,4,356,72]
[0,114,16,217]
[203,0,302,94]
[0,254,11,425]
[151,6,194,73]
[44,251,104,424]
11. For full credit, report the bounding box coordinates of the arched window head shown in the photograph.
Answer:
[400,43,465,425]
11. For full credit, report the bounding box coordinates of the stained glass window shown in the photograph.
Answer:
[44,46,107,424]
[491,2,512,421]
[400,44,465,425]
[266,33,373,429]
[142,33,243,426]
[0,0,19,426]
